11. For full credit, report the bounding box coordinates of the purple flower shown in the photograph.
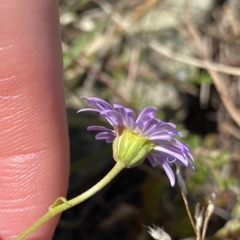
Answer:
[78,97,194,186]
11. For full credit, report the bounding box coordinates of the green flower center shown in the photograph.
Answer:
[113,128,154,168]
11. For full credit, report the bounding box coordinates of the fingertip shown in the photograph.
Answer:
[0,0,69,239]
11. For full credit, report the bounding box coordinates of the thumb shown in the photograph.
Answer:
[0,1,69,239]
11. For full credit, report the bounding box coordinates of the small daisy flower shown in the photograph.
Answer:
[78,97,194,186]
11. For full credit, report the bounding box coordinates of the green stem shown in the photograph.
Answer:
[16,161,125,240]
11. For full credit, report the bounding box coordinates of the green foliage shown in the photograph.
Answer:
[63,15,111,69]
[189,71,213,84]
[68,0,91,12]
[217,197,240,237]
[187,156,209,191]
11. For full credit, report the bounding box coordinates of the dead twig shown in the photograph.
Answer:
[184,0,240,127]
[94,0,240,77]
[125,44,140,100]
[176,168,198,235]
[148,40,240,77]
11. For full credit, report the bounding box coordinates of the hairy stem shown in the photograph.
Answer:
[16,161,125,240]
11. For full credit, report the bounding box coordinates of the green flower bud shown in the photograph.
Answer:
[113,128,154,168]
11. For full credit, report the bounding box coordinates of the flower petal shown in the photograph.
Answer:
[147,154,157,167]
[100,110,123,127]
[140,118,161,136]
[136,106,157,124]
[113,104,136,129]
[153,145,188,166]
[81,97,114,112]
[87,126,113,132]
[162,162,175,186]
[149,132,172,141]
[175,139,194,161]
[95,132,115,142]
[77,108,99,113]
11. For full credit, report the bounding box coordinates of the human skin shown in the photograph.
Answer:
[0,1,69,239]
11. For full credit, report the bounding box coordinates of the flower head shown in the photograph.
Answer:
[78,97,194,186]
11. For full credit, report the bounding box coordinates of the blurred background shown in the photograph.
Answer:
[54,0,240,239]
